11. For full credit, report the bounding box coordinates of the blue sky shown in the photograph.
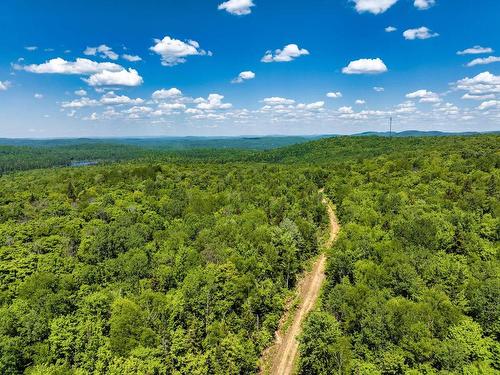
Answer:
[1,0,499,137]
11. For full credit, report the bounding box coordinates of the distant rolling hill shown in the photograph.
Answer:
[254,133,500,164]
[0,135,327,150]
[354,130,500,137]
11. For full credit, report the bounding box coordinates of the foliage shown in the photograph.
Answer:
[302,135,500,373]
[0,162,324,374]
[0,134,498,374]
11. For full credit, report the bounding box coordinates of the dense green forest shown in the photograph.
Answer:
[0,135,498,374]
[299,136,499,374]
[0,136,321,173]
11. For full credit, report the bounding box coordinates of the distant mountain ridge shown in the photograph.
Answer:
[1,130,498,148]
[354,130,500,137]
[0,135,325,150]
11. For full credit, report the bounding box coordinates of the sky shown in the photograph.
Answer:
[0,0,499,138]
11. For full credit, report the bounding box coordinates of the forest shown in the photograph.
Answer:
[0,135,498,374]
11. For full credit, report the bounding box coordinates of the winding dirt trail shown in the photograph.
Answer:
[261,190,340,375]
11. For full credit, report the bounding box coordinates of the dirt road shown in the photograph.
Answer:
[262,190,339,375]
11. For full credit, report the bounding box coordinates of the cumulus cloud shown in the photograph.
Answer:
[84,68,143,87]
[373,86,385,92]
[150,36,210,66]
[25,46,38,51]
[61,97,100,108]
[261,44,309,63]
[34,93,43,99]
[0,81,11,91]
[457,46,494,55]
[100,91,144,105]
[326,92,342,98]
[342,58,388,74]
[218,0,255,15]
[385,26,397,32]
[394,101,417,113]
[355,99,366,104]
[122,54,142,62]
[461,93,495,100]
[352,0,399,15]
[466,56,500,67]
[83,112,99,121]
[296,101,325,111]
[124,106,154,115]
[414,0,435,10]
[478,100,500,110]
[406,89,441,103]
[152,88,183,100]
[232,70,256,83]
[84,44,119,60]
[454,71,500,96]
[19,58,123,75]
[75,89,87,96]
[158,102,187,111]
[195,94,232,110]
[338,106,354,114]
[403,27,439,40]
[262,97,296,105]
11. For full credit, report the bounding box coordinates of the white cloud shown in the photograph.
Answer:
[355,99,366,104]
[83,112,99,121]
[84,44,119,60]
[466,56,500,67]
[395,101,417,113]
[403,27,439,40]
[100,91,144,105]
[434,102,459,116]
[25,46,38,51]
[352,0,399,15]
[150,36,210,66]
[218,0,255,15]
[232,70,256,83]
[414,0,435,10]
[75,89,87,96]
[385,26,397,32]
[327,92,342,98]
[373,86,385,92]
[61,97,100,108]
[34,93,43,99]
[122,54,142,62]
[262,97,296,105]
[461,93,495,100]
[457,46,494,55]
[296,101,325,111]
[261,44,309,63]
[478,100,500,110]
[152,88,183,100]
[124,106,154,114]
[158,102,187,111]
[195,94,232,110]
[455,71,500,96]
[20,58,123,75]
[338,106,354,114]
[0,81,11,91]
[185,108,204,115]
[342,58,388,74]
[406,89,441,103]
[84,68,143,87]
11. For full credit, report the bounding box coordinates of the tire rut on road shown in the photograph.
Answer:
[261,189,339,375]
